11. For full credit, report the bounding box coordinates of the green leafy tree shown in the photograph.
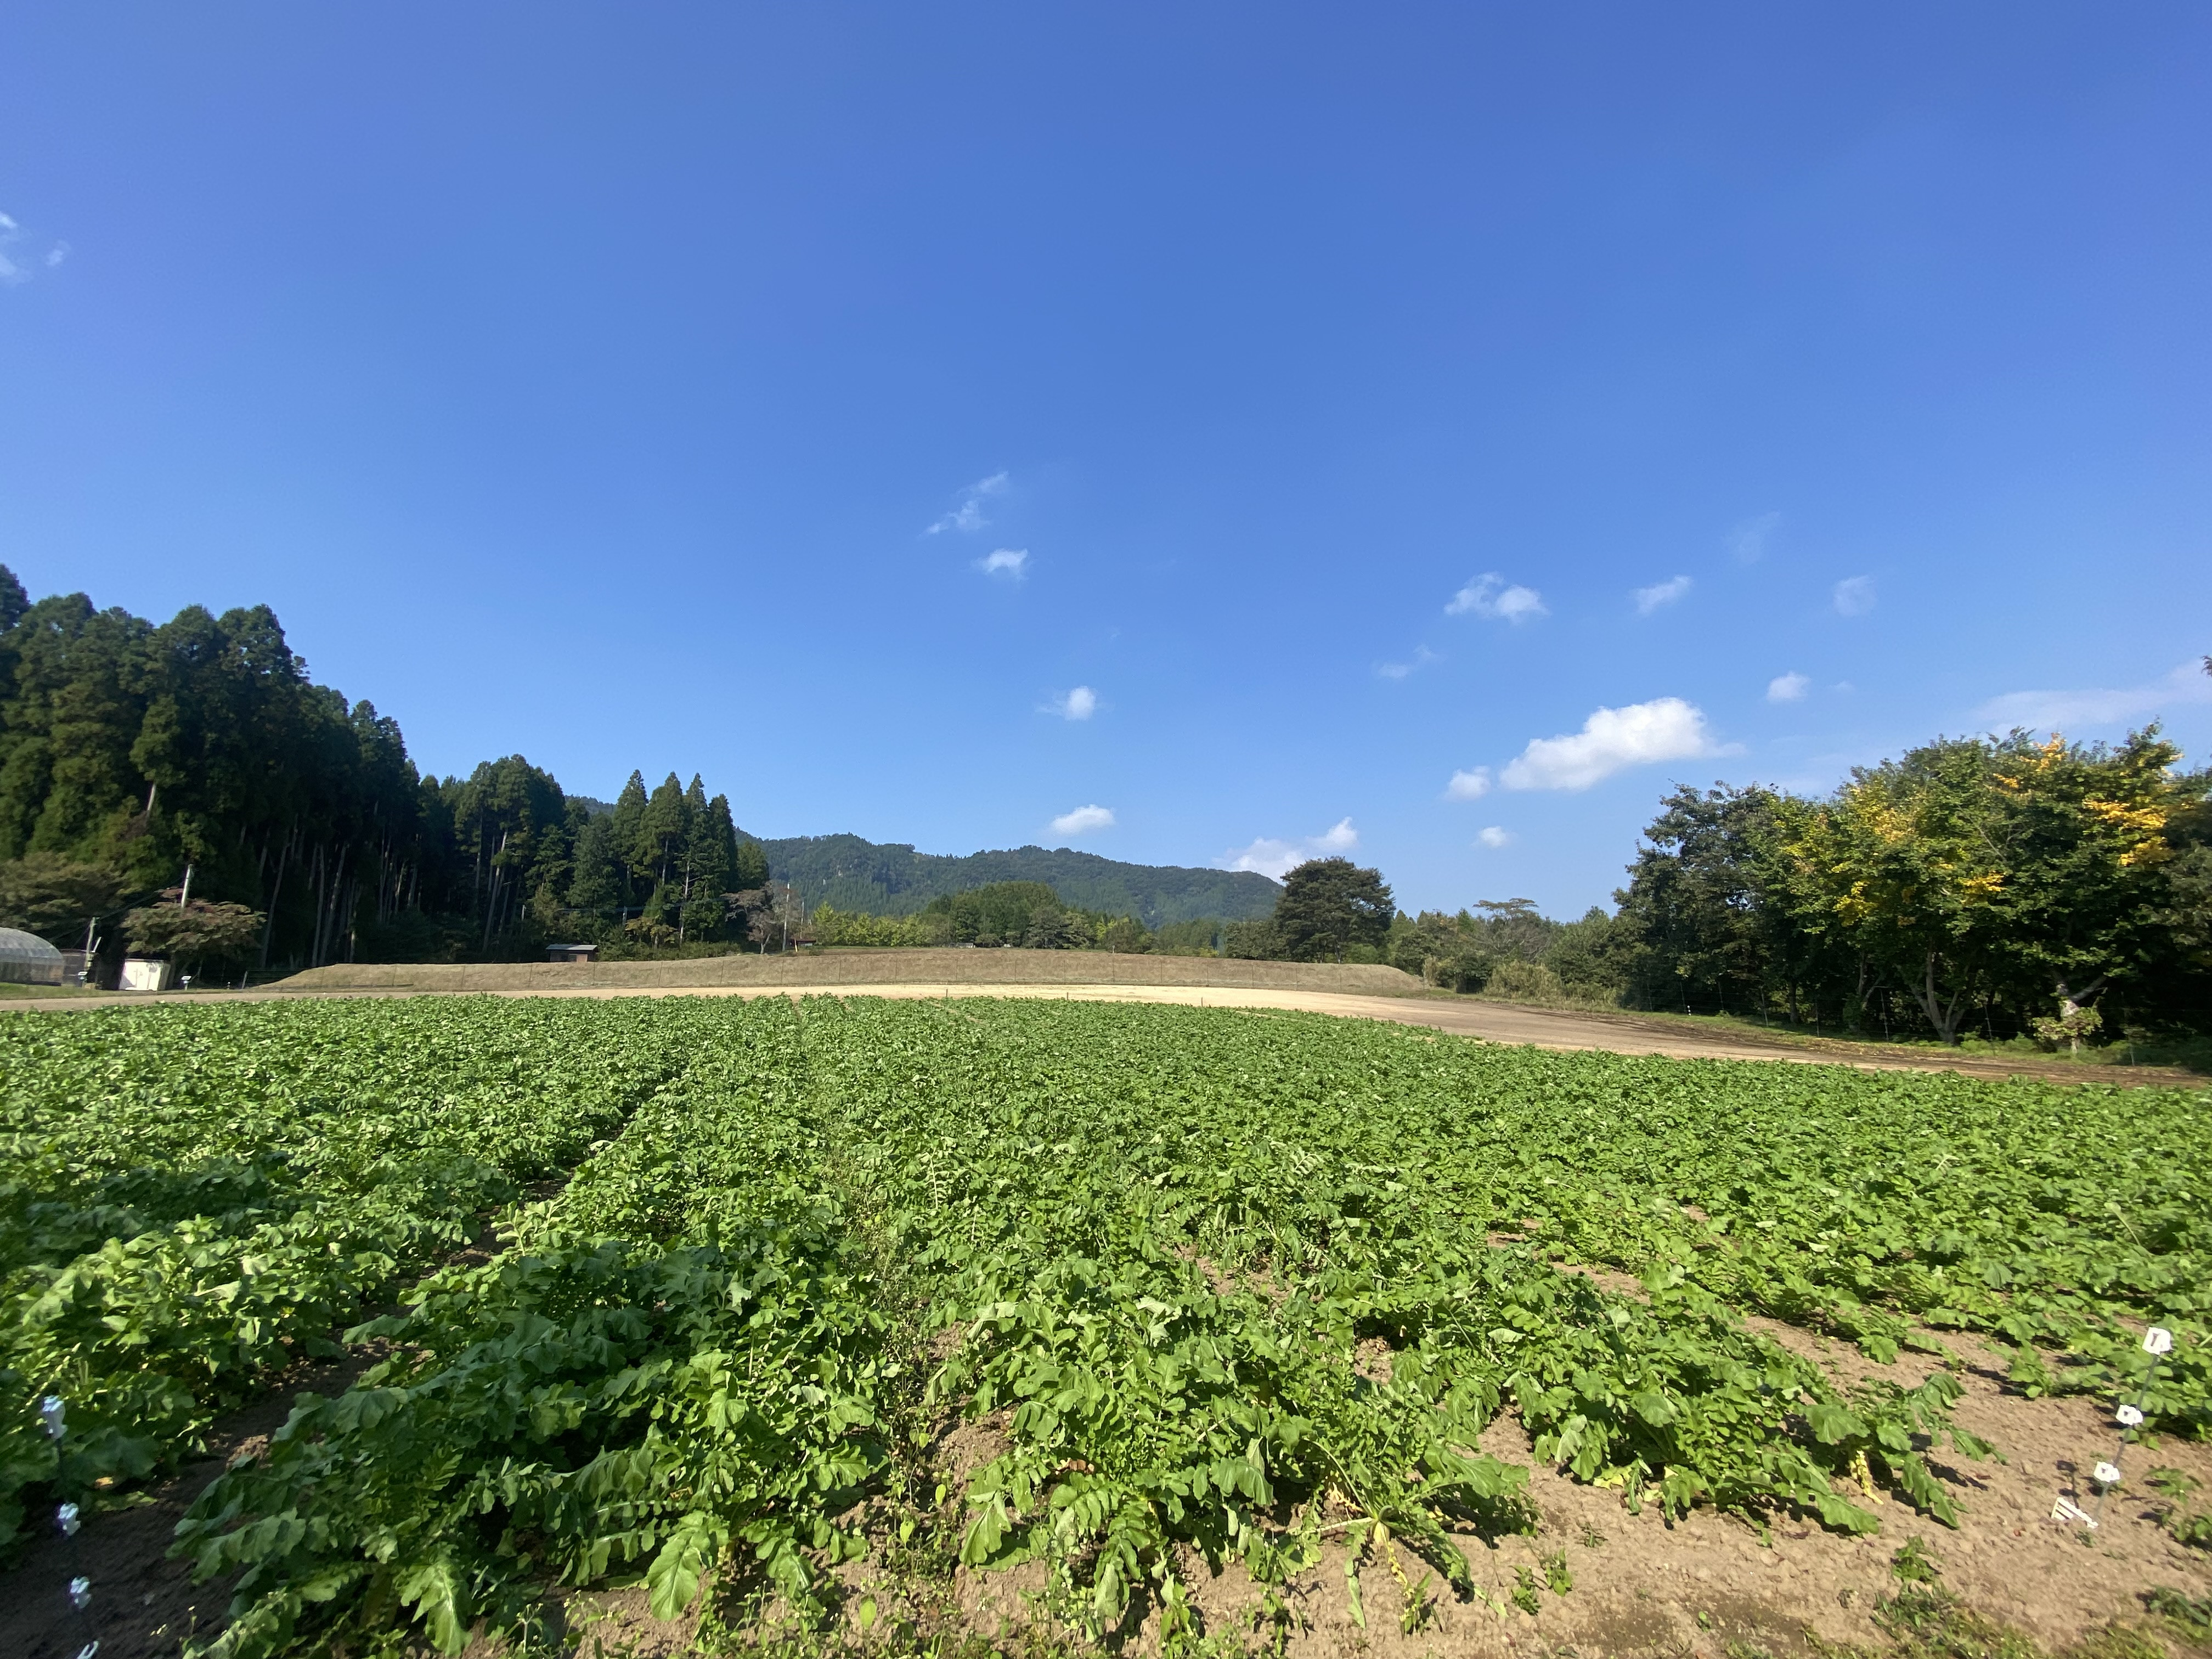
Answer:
[1546,908,1627,999]
[1610,785,1808,1015]
[124,895,266,971]
[1221,918,1283,959]
[1970,729,2198,1027]
[1272,857,1392,963]
[1024,904,1088,950]
[0,851,130,943]
[1099,916,1152,953]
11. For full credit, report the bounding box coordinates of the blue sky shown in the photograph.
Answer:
[3,5,2207,916]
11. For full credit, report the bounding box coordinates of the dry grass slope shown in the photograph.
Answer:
[274,946,1427,998]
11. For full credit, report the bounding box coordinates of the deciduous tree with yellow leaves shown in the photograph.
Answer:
[1782,728,2198,1045]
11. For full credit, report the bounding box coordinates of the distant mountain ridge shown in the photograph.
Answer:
[741,832,1281,926]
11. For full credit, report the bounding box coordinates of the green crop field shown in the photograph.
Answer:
[3,996,2206,1657]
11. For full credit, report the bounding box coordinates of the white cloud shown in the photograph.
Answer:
[1729,511,1781,563]
[1767,671,1810,704]
[1050,804,1115,836]
[1476,826,1513,849]
[0,212,60,287]
[975,548,1028,579]
[1502,696,1727,791]
[1376,646,1438,680]
[925,470,1009,534]
[1634,574,1692,615]
[1832,575,1877,617]
[1443,766,1492,800]
[1313,817,1357,852]
[1446,573,1547,623]
[1218,817,1359,879]
[1042,685,1097,721]
[1974,661,2212,733]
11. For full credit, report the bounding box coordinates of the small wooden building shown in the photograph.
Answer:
[546,943,600,963]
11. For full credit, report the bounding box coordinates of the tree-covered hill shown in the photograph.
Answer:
[744,832,1280,927]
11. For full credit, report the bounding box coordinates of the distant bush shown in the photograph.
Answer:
[810,905,941,947]
[1484,959,1566,1002]
[1221,919,1282,960]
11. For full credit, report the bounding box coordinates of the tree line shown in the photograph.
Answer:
[0,567,778,976]
[809,882,1227,955]
[1183,719,2212,1050]
[1605,724,2211,1044]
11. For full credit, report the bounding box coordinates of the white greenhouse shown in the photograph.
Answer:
[0,927,66,986]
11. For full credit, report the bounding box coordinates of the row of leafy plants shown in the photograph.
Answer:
[0,997,728,1547]
[128,997,2204,1655]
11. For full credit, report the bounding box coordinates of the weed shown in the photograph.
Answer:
[1891,1537,1941,1584]
[2144,1587,2211,1637]
[1513,1565,1543,1616]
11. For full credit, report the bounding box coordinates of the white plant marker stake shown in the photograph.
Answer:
[41,1395,101,1658]
[2051,1495,2098,1529]
[2073,1324,2180,1530]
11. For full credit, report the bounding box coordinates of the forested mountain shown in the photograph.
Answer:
[749,832,1280,927]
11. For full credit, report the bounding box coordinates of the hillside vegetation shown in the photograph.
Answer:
[749,832,1279,927]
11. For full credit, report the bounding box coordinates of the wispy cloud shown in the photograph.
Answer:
[1218,818,1358,880]
[1477,826,1513,849]
[974,548,1028,579]
[1376,646,1439,681]
[1443,767,1492,800]
[0,211,65,287]
[1767,671,1810,704]
[1729,511,1781,563]
[1042,686,1098,721]
[1446,573,1547,623]
[1502,697,1729,792]
[1634,574,1692,615]
[925,471,1009,534]
[1050,804,1115,836]
[1832,575,1877,617]
[1974,661,2212,733]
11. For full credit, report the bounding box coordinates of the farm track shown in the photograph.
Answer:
[12,976,2199,1088]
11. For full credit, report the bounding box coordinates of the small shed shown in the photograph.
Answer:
[546,943,600,963]
[0,928,66,986]
[120,958,175,993]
